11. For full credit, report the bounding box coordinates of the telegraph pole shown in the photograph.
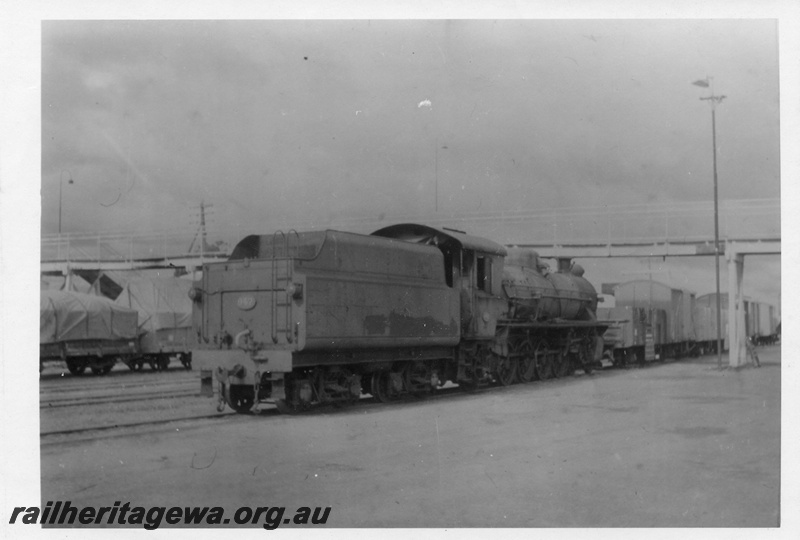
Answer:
[188,200,213,256]
[58,170,74,235]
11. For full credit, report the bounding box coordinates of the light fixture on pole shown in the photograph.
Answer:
[59,170,74,235]
[692,77,726,370]
[435,143,448,213]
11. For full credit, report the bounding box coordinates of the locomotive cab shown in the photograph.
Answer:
[458,248,506,338]
[372,223,508,341]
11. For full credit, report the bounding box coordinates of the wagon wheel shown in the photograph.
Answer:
[622,349,633,368]
[128,359,144,371]
[534,340,552,380]
[180,353,192,370]
[92,362,114,376]
[371,371,402,403]
[495,352,517,386]
[66,359,85,376]
[514,338,536,383]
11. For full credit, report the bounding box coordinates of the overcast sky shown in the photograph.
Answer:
[37,17,783,306]
[42,19,779,232]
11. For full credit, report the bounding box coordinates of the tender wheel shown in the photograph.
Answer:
[371,371,401,403]
[514,339,536,383]
[495,353,517,386]
[226,385,255,414]
[407,362,434,397]
[534,341,552,380]
[276,399,299,415]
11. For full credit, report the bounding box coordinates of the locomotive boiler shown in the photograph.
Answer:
[192,223,606,413]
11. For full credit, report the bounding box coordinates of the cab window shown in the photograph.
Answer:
[477,256,491,293]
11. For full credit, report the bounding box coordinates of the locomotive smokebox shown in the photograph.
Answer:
[502,255,598,322]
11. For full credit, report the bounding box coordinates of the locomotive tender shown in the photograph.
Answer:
[192,224,606,413]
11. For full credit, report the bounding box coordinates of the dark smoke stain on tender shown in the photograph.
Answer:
[388,311,458,337]
[669,426,729,439]
[363,312,458,337]
[364,314,387,335]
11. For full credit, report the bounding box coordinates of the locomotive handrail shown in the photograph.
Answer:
[497,319,609,328]
[267,230,295,345]
[234,329,253,351]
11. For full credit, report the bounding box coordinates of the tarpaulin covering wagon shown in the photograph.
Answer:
[40,290,139,375]
[113,277,194,370]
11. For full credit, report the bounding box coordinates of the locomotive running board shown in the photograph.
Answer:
[498,319,609,330]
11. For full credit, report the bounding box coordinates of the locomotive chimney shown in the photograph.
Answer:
[556,257,573,273]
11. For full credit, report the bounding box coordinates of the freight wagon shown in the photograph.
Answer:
[40,290,140,374]
[113,277,194,370]
[40,277,195,375]
[598,280,696,363]
[696,293,779,347]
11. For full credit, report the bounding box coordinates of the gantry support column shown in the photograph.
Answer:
[63,264,73,292]
[726,249,747,368]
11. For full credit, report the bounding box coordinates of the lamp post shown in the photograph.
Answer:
[59,170,74,235]
[693,77,726,370]
[435,142,448,213]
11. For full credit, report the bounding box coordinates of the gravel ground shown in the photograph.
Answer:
[40,347,781,528]
[40,364,209,434]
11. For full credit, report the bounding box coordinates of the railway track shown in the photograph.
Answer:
[41,375,197,406]
[39,388,457,440]
[39,366,620,442]
[40,375,196,394]
[40,388,200,409]
[40,411,240,439]
[40,372,197,393]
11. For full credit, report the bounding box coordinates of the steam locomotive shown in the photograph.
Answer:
[192,224,606,413]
